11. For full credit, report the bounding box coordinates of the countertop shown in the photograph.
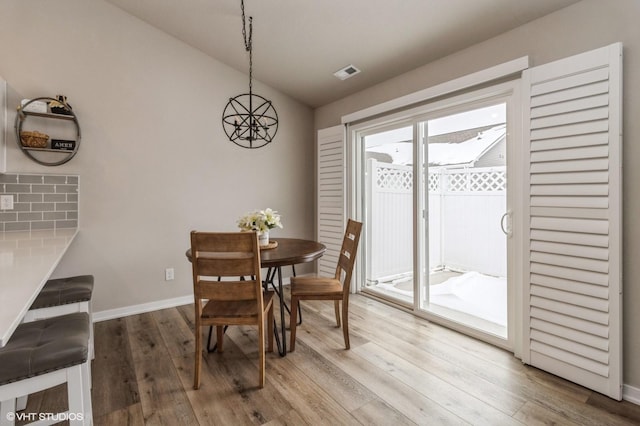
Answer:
[0,228,78,347]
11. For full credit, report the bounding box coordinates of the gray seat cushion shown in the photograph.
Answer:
[0,312,89,385]
[30,275,94,309]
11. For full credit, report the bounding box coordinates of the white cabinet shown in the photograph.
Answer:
[0,76,18,173]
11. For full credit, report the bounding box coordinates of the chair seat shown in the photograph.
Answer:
[202,291,274,319]
[0,312,89,385]
[30,275,94,309]
[291,276,343,297]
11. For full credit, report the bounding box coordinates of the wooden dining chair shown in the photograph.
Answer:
[190,231,274,389]
[289,219,362,351]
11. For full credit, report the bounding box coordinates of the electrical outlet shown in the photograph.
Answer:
[165,268,175,281]
[0,195,14,210]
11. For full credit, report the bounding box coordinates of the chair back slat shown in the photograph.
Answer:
[195,279,258,301]
[334,219,363,294]
[192,232,255,252]
[195,255,255,277]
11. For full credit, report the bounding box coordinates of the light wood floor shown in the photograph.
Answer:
[19,292,640,425]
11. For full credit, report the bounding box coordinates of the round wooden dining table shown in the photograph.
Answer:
[186,238,326,356]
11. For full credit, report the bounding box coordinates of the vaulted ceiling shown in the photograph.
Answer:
[105,0,581,108]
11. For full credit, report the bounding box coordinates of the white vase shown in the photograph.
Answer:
[258,231,269,246]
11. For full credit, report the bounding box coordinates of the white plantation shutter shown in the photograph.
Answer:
[317,125,346,277]
[522,43,622,399]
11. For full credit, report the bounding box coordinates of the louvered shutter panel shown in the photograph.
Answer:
[317,125,346,277]
[522,43,622,399]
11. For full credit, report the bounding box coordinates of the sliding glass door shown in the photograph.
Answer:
[418,103,509,340]
[361,123,415,306]
[357,83,518,347]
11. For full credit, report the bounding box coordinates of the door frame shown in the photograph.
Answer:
[348,80,522,353]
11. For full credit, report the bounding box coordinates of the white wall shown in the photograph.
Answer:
[0,0,315,312]
[315,0,640,392]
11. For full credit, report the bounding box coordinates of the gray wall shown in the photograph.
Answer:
[0,1,315,312]
[315,0,640,391]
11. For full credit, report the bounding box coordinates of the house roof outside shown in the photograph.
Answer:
[429,124,506,167]
[366,124,506,167]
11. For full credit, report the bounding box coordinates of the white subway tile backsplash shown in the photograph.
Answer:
[0,173,79,231]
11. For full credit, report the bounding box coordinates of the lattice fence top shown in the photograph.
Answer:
[373,162,505,193]
[376,164,413,192]
[428,173,440,192]
[445,168,506,192]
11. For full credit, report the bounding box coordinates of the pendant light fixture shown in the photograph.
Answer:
[222,0,278,149]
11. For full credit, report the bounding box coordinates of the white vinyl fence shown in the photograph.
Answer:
[366,159,507,284]
[366,160,414,282]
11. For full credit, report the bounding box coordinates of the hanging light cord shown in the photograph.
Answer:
[241,0,253,94]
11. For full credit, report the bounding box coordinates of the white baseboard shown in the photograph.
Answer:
[93,295,193,322]
[623,383,640,405]
[93,277,291,323]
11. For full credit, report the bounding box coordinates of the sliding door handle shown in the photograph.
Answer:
[500,210,512,237]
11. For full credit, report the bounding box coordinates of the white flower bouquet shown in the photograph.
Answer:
[237,208,283,233]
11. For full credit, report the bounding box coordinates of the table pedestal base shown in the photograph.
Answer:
[263,265,302,356]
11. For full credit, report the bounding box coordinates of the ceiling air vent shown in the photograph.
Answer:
[334,64,361,80]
